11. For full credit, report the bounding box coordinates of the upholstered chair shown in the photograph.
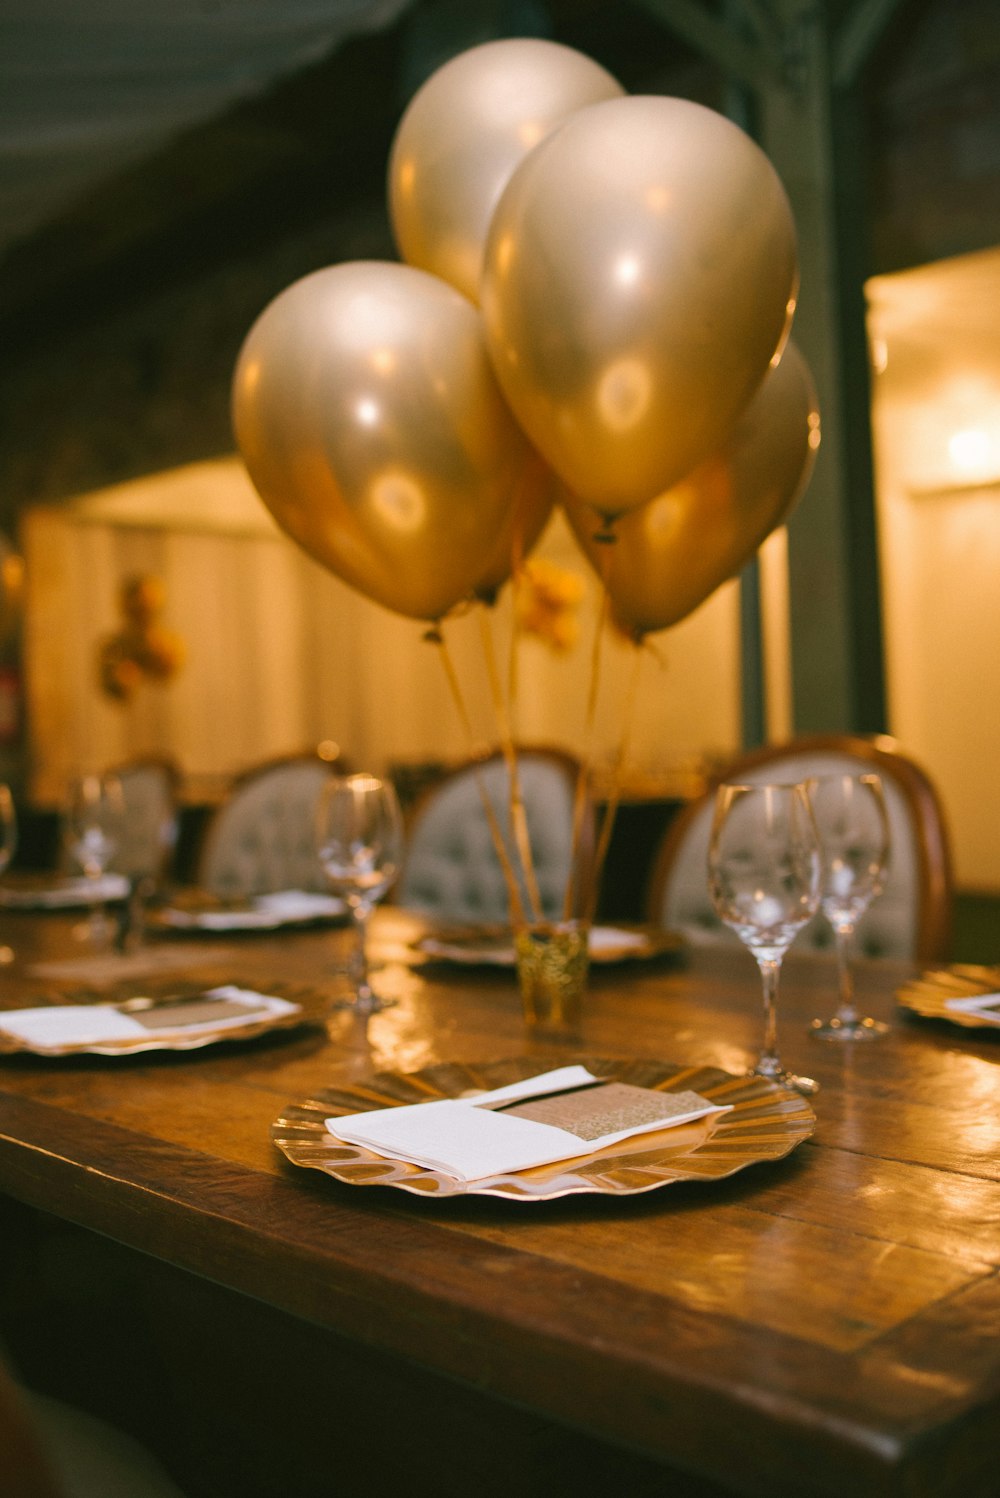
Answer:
[396,748,591,925]
[646,734,953,962]
[194,753,339,897]
[109,757,181,884]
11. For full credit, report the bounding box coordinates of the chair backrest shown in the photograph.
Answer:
[396,747,590,925]
[646,734,954,962]
[109,757,181,884]
[194,753,338,897]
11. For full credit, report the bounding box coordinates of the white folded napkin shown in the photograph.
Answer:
[944,992,1000,1025]
[587,926,651,956]
[159,890,343,930]
[0,985,299,1050]
[325,1065,731,1182]
[0,874,130,909]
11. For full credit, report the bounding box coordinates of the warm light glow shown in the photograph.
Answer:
[948,426,992,475]
[370,348,397,375]
[614,254,642,288]
[355,397,380,428]
[317,739,341,762]
[643,185,671,214]
[396,158,416,197]
[597,357,651,431]
[369,469,426,531]
[517,120,545,150]
[493,232,515,277]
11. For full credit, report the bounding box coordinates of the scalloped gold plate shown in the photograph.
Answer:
[0,991,307,1058]
[896,965,1000,1032]
[272,1055,816,1202]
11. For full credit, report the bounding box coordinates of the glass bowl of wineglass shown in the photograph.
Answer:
[315,773,404,1014]
[63,772,125,948]
[808,771,890,1041]
[708,780,821,1095]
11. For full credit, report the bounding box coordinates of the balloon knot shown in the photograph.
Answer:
[422,626,443,645]
[592,528,618,545]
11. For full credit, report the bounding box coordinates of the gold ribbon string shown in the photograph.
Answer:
[589,633,645,920]
[480,601,544,924]
[563,554,610,922]
[428,622,527,925]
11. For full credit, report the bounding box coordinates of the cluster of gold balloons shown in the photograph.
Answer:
[232,36,819,638]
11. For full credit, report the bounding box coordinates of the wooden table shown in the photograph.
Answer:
[0,908,997,1498]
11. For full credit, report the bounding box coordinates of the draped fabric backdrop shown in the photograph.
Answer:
[21,458,759,808]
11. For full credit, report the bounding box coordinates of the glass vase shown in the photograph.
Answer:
[514,918,590,1038]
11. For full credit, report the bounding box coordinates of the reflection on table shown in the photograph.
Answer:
[0,907,996,1498]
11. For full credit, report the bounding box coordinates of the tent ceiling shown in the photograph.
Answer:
[0,0,417,264]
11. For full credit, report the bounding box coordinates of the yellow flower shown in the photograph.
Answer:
[516,559,584,653]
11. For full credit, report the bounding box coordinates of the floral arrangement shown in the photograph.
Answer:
[98,574,185,703]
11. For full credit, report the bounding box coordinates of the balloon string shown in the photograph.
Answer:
[564,562,609,922]
[479,602,543,925]
[590,634,644,920]
[430,623,527,925]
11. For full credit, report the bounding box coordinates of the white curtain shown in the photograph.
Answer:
[21,459,745,806]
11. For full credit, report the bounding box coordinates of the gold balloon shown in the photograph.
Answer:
[563,341,820,637]
[232,262,551,622]
[389,38,623,305]
[481,95,799,518]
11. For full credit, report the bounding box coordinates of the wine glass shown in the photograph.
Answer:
[708,781,821,1094]
[64,772,125,948]
[0,784,17,964]
[809,772,890,1041]
[315,773,404,1014]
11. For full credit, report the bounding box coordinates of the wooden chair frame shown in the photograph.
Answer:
[645,733,954,962]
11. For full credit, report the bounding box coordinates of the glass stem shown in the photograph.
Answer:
[350,901,374,1011]
[756,956,783,1079]
[834,924,858,1024]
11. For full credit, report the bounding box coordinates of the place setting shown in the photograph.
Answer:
[0,982,308,1058]
[145,887,346,936]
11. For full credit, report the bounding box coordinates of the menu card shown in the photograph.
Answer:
[325,1065,732,1182]
[944,992,1000,1025]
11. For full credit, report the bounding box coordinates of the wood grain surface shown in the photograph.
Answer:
[0,906,997,1498]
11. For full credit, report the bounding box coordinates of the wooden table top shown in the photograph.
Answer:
[0,905,997,1497]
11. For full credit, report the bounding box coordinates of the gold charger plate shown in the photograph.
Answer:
[410,923,684,969]
[0,987,307,1058]
[896,964,1000,1031]
[272,1055,815,1202]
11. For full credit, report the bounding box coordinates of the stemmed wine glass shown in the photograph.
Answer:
[64,772,125,948]
[315,773,404,1014]
[708,781,822,1095]
[0,784,17,964]
[809,772,890,1041]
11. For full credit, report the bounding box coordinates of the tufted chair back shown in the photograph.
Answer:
[195,754,338,897]
[646,735,953,962]
[396,749,589,924]
[110,757,181,884]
